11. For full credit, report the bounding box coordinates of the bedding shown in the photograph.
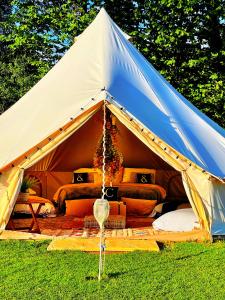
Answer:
[53,182,166,213]
[14,197,56,216]
[152,208,199,232]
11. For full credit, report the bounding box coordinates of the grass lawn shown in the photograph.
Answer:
[0,240,224,300]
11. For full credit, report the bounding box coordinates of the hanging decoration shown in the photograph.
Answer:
[93,100,110,281]
[93,109,123,183]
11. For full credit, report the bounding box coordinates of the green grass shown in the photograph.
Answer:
[0,240,224,300]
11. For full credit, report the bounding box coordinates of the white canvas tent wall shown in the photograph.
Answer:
[0,8,224,235]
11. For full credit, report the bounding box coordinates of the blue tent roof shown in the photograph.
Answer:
[98,9,225,178]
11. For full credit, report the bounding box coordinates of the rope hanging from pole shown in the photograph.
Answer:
[93,99,110,281]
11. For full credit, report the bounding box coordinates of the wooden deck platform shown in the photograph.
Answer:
[47,237,160,252]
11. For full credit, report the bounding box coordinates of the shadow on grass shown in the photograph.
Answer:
[174,250,208,260]
[85,271,127,281]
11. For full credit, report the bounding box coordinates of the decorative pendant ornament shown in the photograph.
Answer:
[93,199,110,230]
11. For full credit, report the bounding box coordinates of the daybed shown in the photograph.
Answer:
[51,167,166,228]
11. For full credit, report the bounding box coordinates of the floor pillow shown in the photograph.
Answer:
[152,208,198,232]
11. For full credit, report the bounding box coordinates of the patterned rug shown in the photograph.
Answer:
[10,215,154,238]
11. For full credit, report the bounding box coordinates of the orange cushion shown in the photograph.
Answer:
[65,199,95,217]
[121,197,157,216]
[109,201,119,215]
[122,168,156,183]
[73,168,102,183]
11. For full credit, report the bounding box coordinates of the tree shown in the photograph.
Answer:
[0,0,225,127]
[0,0,97,113]
[135,0,225,127]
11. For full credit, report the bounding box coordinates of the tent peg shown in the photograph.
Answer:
[141,128,144,132]
[130,118,133,121]
[152,137,155,141]
[176,155,179,159]
[164,147,167,151]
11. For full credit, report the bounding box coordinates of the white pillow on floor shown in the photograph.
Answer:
[152,208,198,232]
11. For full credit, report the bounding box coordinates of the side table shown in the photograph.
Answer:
[10,200,45,233]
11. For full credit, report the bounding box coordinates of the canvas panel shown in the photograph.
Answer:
[108,103,210,231]
[0,105,101,228]
[208,179,225,235]
[29,109,174,172]
[26,110,185,201]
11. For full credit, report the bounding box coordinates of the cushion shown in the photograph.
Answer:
[104,186,118,201]
[136,173,153,184]
[149,201,178,217]
[152,208,198,232]
[109,201,119,215]
[73,168,102,183]
[122,168,156,184]
[73,173,88,184]
[150,201,192,218]
[121,197,157,216]
[65,199,95,217]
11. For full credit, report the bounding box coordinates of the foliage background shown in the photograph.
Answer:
[0,0,225,127]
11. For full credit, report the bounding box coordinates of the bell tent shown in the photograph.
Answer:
[0,8,225,236]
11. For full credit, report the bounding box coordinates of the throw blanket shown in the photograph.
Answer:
[53,183,166,213]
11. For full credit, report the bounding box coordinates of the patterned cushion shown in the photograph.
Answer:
[122,168,156,184]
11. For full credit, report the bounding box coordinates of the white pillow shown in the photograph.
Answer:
[152,208,198,232]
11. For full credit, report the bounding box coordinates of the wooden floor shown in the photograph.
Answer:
[3,215,210,243]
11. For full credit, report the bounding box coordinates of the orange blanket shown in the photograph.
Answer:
[53,183,166,212]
